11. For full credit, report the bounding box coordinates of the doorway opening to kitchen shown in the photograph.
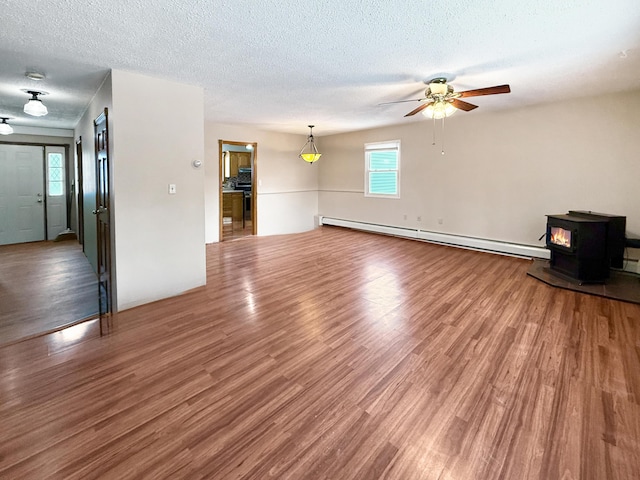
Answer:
[219,140,257,241]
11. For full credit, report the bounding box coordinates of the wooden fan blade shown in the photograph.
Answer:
[450,98,478,112]
[457,84,511,98]
[404,103,430,117]
[378,98,424,106]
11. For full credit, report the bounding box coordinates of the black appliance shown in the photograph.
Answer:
[235,182,252,220]
[546,211,627,283]
[567,211,626,268]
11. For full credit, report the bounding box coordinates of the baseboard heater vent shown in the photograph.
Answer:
[318,216,550,260]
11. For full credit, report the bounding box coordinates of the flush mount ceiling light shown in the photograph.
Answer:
[0,117,14,135]
[23,90,48,117]
[299,125,321,164]
[25,71,46,81]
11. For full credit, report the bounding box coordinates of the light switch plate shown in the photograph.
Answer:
[169,184,176,194]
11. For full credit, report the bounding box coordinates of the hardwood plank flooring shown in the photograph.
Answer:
[1,226,639,479]
[0,240,98,346]
[223,219,253,241]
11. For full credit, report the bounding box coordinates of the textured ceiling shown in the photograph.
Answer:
[0,0,639,135]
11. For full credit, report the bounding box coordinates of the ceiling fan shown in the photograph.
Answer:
[383,77,511,118]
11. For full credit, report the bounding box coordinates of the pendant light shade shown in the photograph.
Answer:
[24,91,48,117]
[0,117,14,135]
[299,125,321,163]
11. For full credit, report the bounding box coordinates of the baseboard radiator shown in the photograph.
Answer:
[318,216,550,260]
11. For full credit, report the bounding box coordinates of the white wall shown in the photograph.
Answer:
[204,123,319,242]
[111,70,206,310]
[319,90,640,246]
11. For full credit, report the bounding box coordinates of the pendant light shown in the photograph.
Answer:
[24,91,48,117]
[299,125,321,164]
[0,117,14,135]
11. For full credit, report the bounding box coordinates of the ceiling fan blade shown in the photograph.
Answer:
[404,103,430,117]
[450,98,478,112]
[378,98,425,106]
[457,84,511,98]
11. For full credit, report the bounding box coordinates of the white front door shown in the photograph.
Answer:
[45,146,67,239]
[0,145,46,245]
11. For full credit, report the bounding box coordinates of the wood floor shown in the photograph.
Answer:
[1,226,639,479]
[0,240,98,346]
[223,218,253,241]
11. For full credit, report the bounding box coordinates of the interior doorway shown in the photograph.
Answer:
[0,141,99,345]
[219,140,257,241]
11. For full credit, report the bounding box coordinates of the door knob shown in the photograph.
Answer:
[92,206,107,215]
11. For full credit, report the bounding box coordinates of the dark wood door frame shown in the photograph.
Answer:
[76,137,85,247]
[94,109,114,335]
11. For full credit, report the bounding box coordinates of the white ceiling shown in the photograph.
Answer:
[1,0,639,136]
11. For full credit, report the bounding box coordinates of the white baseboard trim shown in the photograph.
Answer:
[319,216,419,239]
[318,216,550,259]
[615,259,640,275]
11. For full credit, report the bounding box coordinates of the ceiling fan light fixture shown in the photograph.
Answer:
[423,101,456,119]
[24,91,48,117]
[0,117,14,135]
[429,84,448,96]
[299,125,322,164]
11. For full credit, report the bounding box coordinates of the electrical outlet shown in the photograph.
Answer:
[169,184,176,194]
[438,218,443,225]
[417,216,422,222]
[403,214,407,220]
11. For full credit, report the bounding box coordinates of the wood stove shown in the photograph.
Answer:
[567,211,626,268]
[546,214,609,283]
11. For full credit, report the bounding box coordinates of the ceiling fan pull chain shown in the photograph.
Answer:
[432,117,436,146]
[441,117,445,155]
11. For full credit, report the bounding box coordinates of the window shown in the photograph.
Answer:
[47,152,64,196]
[365,140,400,198]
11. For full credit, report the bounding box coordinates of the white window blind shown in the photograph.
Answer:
[365,141,400,198]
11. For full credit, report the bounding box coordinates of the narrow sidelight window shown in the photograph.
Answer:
[47,152,64,196]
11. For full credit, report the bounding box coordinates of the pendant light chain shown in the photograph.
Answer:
[441,117,445,155]
[430,117,447,155]
[432,117,436,146]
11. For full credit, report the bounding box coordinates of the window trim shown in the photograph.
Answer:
[364,140,400,198]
